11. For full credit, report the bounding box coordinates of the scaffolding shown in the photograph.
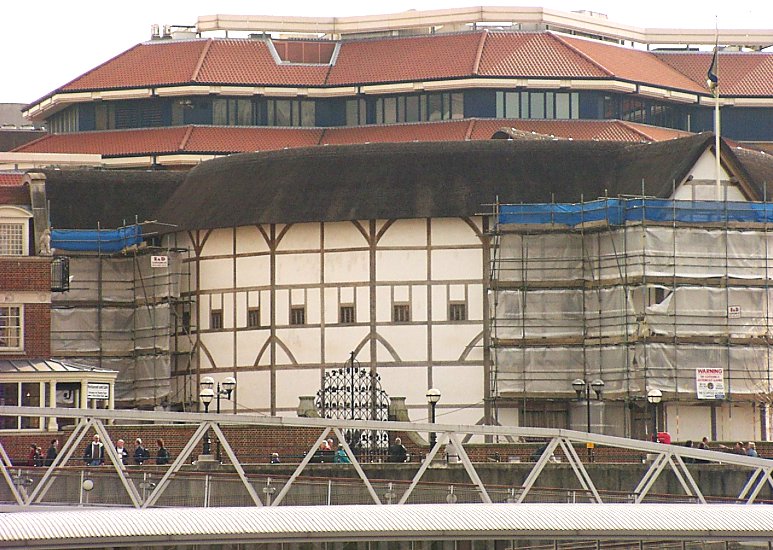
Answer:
[488,197,773,434]
[49,221,193,408]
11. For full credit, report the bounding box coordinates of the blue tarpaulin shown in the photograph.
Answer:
[51,225,142,253]
[498,199,773,226]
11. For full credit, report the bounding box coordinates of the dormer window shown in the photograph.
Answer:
[0,207,31,256]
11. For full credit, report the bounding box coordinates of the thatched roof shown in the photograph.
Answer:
[41,169,185,229]
[158,134,717,230]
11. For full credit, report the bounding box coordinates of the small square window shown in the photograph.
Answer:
[290,306,306,326]
[0,306,22,350]
[210,309,223,330]
[340,305,355,324]
[393,304,410,323]
[247,307,260,328]
[449,302,467,322]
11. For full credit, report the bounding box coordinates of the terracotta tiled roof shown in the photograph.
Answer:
[0,172,25,186]
[655,52,773,96]
[14,127,190,156]
[477,32,607,77]
[196,40,328,86]
[12,120,689,159]
[558,35,706,93]
[184,127,323,152]
[468,119,689,142]
[62,41,209,91]
[321,121,472,144]
[326,32,483,85]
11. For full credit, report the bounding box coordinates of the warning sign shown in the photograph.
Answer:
[696,368,725,400]
[151,255,168,268]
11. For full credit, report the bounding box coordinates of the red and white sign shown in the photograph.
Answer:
[696,368,725,400]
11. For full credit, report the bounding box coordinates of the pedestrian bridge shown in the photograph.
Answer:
[1,405,772,511]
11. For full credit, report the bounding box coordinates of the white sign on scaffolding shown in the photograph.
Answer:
[696,368,725,400]
[151,255,168,268]
[87,382,110,400]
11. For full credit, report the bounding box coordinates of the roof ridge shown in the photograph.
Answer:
[472,29,488,75]
[550,33,614,77]
[615,120,655,141]
[179,126,195,150]
[192,39,213,82]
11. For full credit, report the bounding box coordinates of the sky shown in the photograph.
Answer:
[2,0,772,104]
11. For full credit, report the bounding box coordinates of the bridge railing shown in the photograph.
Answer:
[1,406,772,509]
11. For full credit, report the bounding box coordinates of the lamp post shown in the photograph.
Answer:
[572,378,604,461]
[647,389,662,441]
[199,376,237,461]
[426,388,441,448]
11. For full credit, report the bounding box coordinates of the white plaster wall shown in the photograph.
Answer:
[431,249,483,280]
[275,367,322,414]
[200,228,233,256]
[717,402,758,442]
[235,256,270,287]
[376,250,427,281]
[277,327,321,364]
[199,258,234,290]
[200,332,234,369]
[277,223,320,251]
[276,253,321,285]
[378,325,427,362]
[233,370,272,411]
[236,330,270,366]
[378,218,427,247]
[664,402,759,441]
[324,327,371,362]
[324,251,369,283]
[323,221,368,249]
[431,218,482,246]
[432,325,482,361]
[235,226,269,254]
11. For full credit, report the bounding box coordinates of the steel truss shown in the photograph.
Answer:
[1,405,772,509]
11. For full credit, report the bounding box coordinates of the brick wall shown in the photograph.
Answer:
[2,424,769,468]
[0,257,51,358]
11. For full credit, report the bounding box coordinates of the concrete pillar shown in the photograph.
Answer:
[47,380,58,432]
[80,380,88,409]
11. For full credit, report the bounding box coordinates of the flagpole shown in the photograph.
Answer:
[714,86,721,201]
[711,20,721,201]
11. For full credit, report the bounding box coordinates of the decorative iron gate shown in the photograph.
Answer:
[316,352,391,461]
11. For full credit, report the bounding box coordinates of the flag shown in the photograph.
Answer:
[707,45,719,92]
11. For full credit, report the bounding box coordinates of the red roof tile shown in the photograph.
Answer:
[655,52,773,96]
[477,32,607,77]
[321,120,472,144]
[184,127,323,152]
[327,32,483,85]
[62,41,208,91]
[196,40,328,86]
[14,127,190,155]
[12,119,689,160]
[558,35,706,93]
[0,172,25,186]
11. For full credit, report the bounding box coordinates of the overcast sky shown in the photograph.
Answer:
[3,0,771,104]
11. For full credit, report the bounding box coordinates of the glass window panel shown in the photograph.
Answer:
[301,100,315,127]
[275,100,291,126]
[521,93,529,118]
[212,99,228,125]
[21,383,40,429]
[442,93,451,119]
[236,99,253,126]
[396,96,405,122]
[346,99,359,126]
[556,93,570,119]
[0,223,24,255]
[504,92,519,118]
[571,92,579,118]
[546,92,554,118]
[451,92,464,119]
[428,93,442,121]
[0,306,21,349]
[419,95,427,121]
[405,95,419,122]
[291,101,300,126]
[383,97,397,124]
[530,92,545,119]
[496,91,504,118]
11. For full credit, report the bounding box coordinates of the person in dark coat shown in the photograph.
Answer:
[45,439,59,466]
[83,434,105,466]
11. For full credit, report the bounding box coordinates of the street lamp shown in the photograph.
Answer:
[199,376,237,461]
[572,378,604,461]
[426,388,441,448]
[647,389,662,441]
